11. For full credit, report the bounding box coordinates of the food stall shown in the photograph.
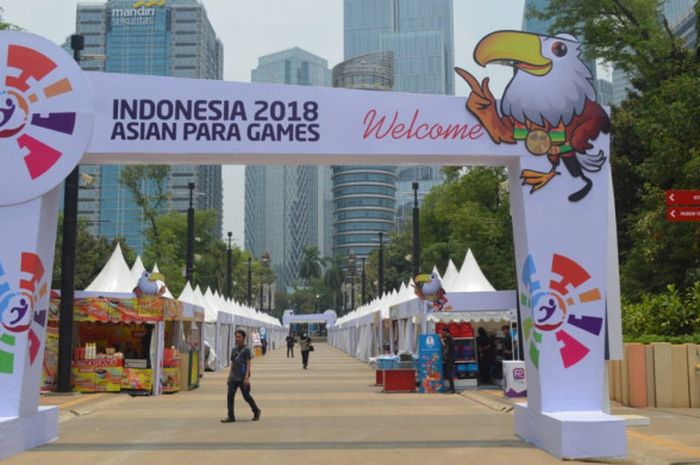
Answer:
[41,246,204,395]
[43,291,203,395]
[329,249,519,393]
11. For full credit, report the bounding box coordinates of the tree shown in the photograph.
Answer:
[530,0,700,300]
[361,168,516,298]
[298,246,325,285]
[119,166,171,256]
[53,216,135,290]
[324,255,346,310]
[140,210,271,298]
[0,8,20,30]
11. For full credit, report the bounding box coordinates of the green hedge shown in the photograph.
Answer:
[622,282,700,339]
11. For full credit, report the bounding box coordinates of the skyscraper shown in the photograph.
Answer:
[245,48,332,290]
[332,52,397,261]
[612,0,697,105]
[343,0,453,229]
[71,0,224,252]
[664,0,697,28]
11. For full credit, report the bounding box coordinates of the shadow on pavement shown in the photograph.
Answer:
[37,439,528,452]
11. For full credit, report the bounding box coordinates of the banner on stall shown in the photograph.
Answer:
[48,296,188,323]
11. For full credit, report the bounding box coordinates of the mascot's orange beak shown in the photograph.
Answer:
[474,30,552,76]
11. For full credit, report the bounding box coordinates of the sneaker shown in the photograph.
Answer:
[252,409,261,421]
[220,417,235,423]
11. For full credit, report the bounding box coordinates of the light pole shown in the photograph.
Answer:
[247,256,252,306]
[361,257,366,305]
[268,281,273,312]
[260,250,270,312]
[378,232,385,297]
[57,33,84,393]
[348,249,356,310]
[186,182,195,284]
[226,232,233,299]
[412,182,420,279]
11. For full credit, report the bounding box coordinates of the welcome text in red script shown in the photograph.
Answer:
[362,109,484,141]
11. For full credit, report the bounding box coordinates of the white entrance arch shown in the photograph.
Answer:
[0,31,624,460]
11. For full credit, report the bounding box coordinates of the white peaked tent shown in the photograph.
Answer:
[130,255,146,283]
[330,249,517,361]
[431,249,516,323]
[454,249,496,292]
[442,259,460,291]
[180,282,229,371]
[84,243,134,294]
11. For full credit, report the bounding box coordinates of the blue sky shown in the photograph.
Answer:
[2,0,525,247]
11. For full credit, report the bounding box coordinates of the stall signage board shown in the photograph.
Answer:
[416,334,443,393]
[503,360,527,397]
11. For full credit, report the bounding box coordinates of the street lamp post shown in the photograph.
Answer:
[226,232,233,299]
[361,257,366,305]
[57,33,85,393]
[268,283,273,313]
[247,256,252,306]
[186,182,195,284]
[412,182,420,279]
[260,250,270,312]
[348,250,356,310]
[342,283,348,313]
[378,232,385,297]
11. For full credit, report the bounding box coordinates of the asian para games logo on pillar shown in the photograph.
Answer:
[0,253,48,375]
[0,32,93,206]
[520,253,603,369]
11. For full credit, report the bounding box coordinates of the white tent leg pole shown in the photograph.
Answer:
[389,321,394,354]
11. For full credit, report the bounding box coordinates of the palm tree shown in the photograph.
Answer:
[298,246,324,285]
[324,255,345,311]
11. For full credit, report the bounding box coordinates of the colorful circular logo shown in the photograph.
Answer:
[520,253,604,369]
[0,252,48,374]
[0,32,94,206]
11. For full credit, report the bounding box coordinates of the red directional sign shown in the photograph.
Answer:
[667,207,700,222]
[666,190,700,206]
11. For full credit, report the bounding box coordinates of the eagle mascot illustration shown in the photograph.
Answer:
[455,31,610,202]
[133,271,166,298]
[414,272,448,312]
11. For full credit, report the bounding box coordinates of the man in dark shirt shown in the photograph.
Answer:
[441,327,456,393]
[286,333,296,358]
[221,330,261,423]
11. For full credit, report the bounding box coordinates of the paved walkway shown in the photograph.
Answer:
[7,343,700,464]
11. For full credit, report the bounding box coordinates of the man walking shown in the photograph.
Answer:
[286,332,296,358]
[299,333,312,370]
[221,330,261,423]
[441,327,456,393]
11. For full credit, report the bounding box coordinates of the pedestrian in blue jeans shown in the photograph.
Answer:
[221,330,261,423]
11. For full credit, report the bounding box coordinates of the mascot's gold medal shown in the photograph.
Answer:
[525,130,551,155]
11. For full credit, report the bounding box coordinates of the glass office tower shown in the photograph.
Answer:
[71,0,224,252]
[245,48,333,290]
[331,52,397,261]
[343,0,453,230]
